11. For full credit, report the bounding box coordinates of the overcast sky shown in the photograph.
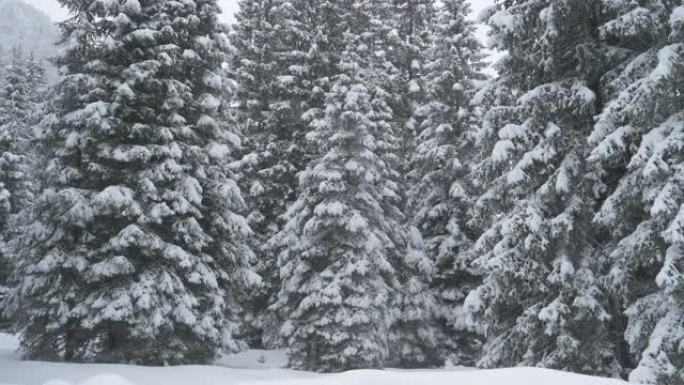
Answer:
[24,0,494,25]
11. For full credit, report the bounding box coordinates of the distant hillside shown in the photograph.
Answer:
[0,0,59,80]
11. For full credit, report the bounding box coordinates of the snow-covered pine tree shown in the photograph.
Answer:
[25,52,49,126]
[0,240,7,330]
[587,2,684,383]
[371,1,436,233]
[464,0,622,376]
[367,1,441,369]
[0,50,15,323]
[387,222,442,368]
[231,0,299,245]
[0,49,43,217]
[4,0,255,364]
[0,49,24,223]
[0,47,6,85]
[406,0,486,366]
[0,248,8,330]
[282,0,442,369]
[270,5,406,369]
[0,48,44,331]
[230,0,324,347]
[0,178,7,331]
[384,0,435,141]
[229,0,282,347]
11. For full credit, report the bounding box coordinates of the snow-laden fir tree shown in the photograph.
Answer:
[4,0,255,364]
[230,0,334,347]
[0,47,6,85]
[375,49,441,371]
[270,10,410,369]
[384,0,435,139]
[373,2,436,240]
[377,0,440,369]
[587,2,684,383]
[0,184,7,331]
[0,51,23,298]
[231,0,306,253]
[0,49,46,330]
[360,0,437,214]
[0,50,13,330]
[0,50,46,216]
[229,0,284,347]
[387,223,442,368]
[463,0,622,376]
[25,53,49,124]
[406,0,486,366]
[296,0,443,369]
[0,49,37,214]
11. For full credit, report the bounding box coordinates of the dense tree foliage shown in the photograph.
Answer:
[3,0,255,364]
[0,0,681,381]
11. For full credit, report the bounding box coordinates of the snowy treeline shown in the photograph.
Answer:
[0,0,681,384]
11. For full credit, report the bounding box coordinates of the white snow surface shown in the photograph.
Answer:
[0,334,628,385]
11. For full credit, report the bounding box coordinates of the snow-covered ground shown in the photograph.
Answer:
[0,333,628,385]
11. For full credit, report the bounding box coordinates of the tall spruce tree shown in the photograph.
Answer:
[231,0,309,252]
[4,0,254,364]
[0,48,46,331]
[380,0,439,369]
[385,0,435,139]
[588,2,684,383]
[25,53,49,126]
[229,0,283,347]
[0,51,22,317]
[464,0,622,376]
[230,0,335,347]
[270,2,409,369]
[387,222,441,368]
[0,47,6,85]
[406,0,486,366]
[0,49,44,218]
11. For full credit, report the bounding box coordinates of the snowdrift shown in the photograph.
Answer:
[0,334,628,385]
[252,368,629,385]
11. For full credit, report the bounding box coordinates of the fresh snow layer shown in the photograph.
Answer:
[0,334,628,385]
